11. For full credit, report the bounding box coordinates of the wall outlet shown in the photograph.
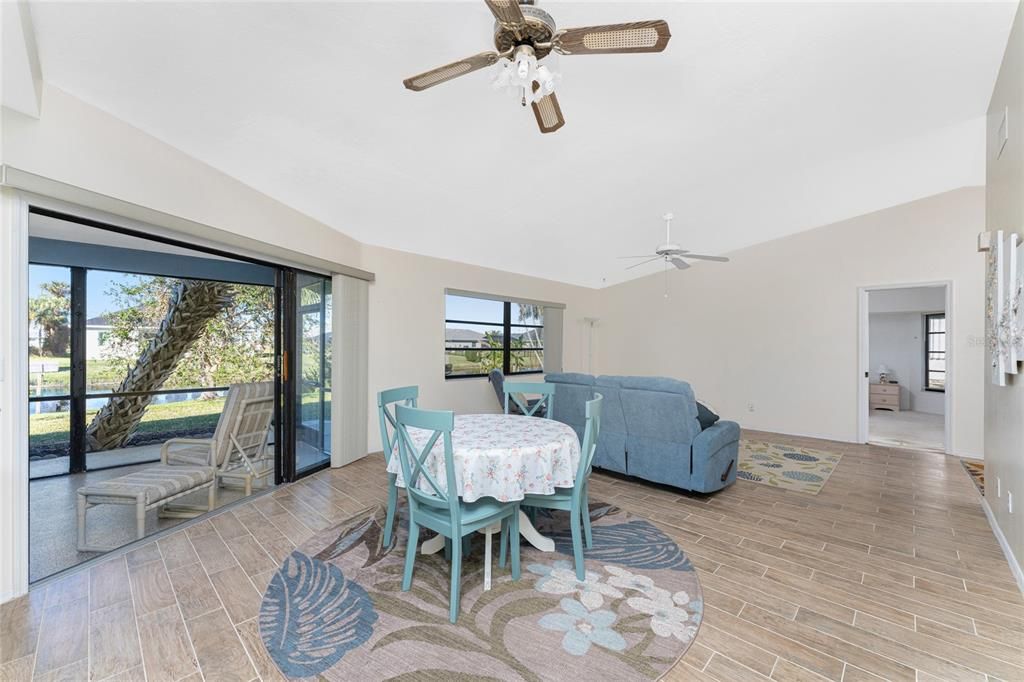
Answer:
[747,402,755,413]
[1009,491,1014,514]
[998,477,1002,497]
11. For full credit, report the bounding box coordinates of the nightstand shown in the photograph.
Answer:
[870,383,900,412]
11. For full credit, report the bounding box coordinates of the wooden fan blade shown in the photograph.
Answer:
[626,256,661,270]
[617,255,657,259]
[670,257,691,270]
[403,52,500,91]
[485,0,526,27]
[681,254,729,262]
[554,20,671,55]
[531,90,565,134]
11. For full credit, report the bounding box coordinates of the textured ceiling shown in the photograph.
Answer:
[25,1,1018,287]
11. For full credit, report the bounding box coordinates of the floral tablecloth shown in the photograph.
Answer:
[387,414,581,503]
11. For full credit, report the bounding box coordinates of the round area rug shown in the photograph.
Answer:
[258,502,703,681]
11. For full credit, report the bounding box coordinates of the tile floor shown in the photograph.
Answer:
[2,430,1021,681]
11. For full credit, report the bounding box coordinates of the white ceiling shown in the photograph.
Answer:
[24,1,1018,288]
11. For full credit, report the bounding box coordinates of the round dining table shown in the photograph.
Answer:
[386,413,582,586]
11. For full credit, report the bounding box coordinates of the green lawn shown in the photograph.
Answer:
[29,397,226,452]
[29,390,329,454]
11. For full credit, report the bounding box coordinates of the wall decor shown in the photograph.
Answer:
[985,230,1005,385]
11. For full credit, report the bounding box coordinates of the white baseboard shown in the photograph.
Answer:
[980,496,1024,596]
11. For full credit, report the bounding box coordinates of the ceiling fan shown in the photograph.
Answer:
[402,0,671,133]
[620,213,730,271]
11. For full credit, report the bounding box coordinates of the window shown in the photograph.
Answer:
[445,294,544,378]
[925,313,946,391]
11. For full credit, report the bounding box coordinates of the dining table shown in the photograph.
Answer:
[387,412,582,589]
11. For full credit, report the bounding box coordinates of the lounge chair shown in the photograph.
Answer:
[163,381,275,496]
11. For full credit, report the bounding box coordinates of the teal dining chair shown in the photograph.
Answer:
[506,392,602,581]
[394,404,522,623]
[376,386,419,547]
[503,381,555,418]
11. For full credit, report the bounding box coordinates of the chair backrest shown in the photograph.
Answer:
[503,381,555,418]
[488,369,505,410]
[377,386,419,458]
[394,405,458,518]
[213,382,274,466]
[576,392,604,483]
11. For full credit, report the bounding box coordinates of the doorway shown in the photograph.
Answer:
[858,283,951,454]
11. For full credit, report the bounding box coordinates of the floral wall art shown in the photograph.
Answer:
[983,230,1024,386]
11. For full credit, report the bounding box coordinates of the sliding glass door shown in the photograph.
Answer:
[280,271,332,478]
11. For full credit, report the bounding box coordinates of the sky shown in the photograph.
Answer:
[445,294,542,326]
[29,264,127,318]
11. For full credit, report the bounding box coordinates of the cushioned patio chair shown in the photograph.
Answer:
[162,381,275,500]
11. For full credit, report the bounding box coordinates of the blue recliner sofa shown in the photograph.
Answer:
[544,373,739,493]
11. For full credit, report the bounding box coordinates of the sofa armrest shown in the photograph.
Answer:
[691,421,740,491]
[692,421,740,462]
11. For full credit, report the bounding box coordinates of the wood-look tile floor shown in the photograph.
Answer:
[2,430,1021,681]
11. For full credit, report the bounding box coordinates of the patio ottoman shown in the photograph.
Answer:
[76,464,216,551]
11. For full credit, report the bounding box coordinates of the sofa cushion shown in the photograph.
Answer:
[601,375,694,396]
[545,372,596,386]
[696,402,720,430]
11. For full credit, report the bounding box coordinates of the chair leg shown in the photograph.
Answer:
[570,505,584,581]
[581,487,593,549]
[449,535,463,623]
[136,495,146,541]
[510,511,521,580]
[402,522,420,592]
[444,537,452,561]
[77,494,88,552]
[207,483,217,513]
[383,475,398,547]
[498,518,508,569]
[462,535,472,557]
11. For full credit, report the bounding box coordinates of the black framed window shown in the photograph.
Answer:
[925,313,946,392]
[445,294,544,378]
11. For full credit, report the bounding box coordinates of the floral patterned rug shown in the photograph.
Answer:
[258,502,703,681]
[737,439,842,494]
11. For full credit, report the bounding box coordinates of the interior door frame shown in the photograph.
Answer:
[857,280,953,454]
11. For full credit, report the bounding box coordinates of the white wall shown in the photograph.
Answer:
[2,85,363,267]
[596,187,985,456]
[362,244,602,453]
[984,2,1024,590]
[868,312,945,413]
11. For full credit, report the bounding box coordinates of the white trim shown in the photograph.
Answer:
[0,188,31,602]
[856,280,953,454]
[980,496,1024,595]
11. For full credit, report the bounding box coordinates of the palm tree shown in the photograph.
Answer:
[85,280,234,451]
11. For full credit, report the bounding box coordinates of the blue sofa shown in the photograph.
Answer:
[544,373,739,493]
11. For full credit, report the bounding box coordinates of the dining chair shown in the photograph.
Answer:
[394,404,521,623]
[376,386,419,547]
[507,392,602,581]
[503,381,555,418]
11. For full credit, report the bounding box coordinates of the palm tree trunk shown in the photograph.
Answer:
[85,280,234,451]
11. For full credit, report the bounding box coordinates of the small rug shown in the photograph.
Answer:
[258,502,702,681]
[737,439,842,495]
[961,458,985,496]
